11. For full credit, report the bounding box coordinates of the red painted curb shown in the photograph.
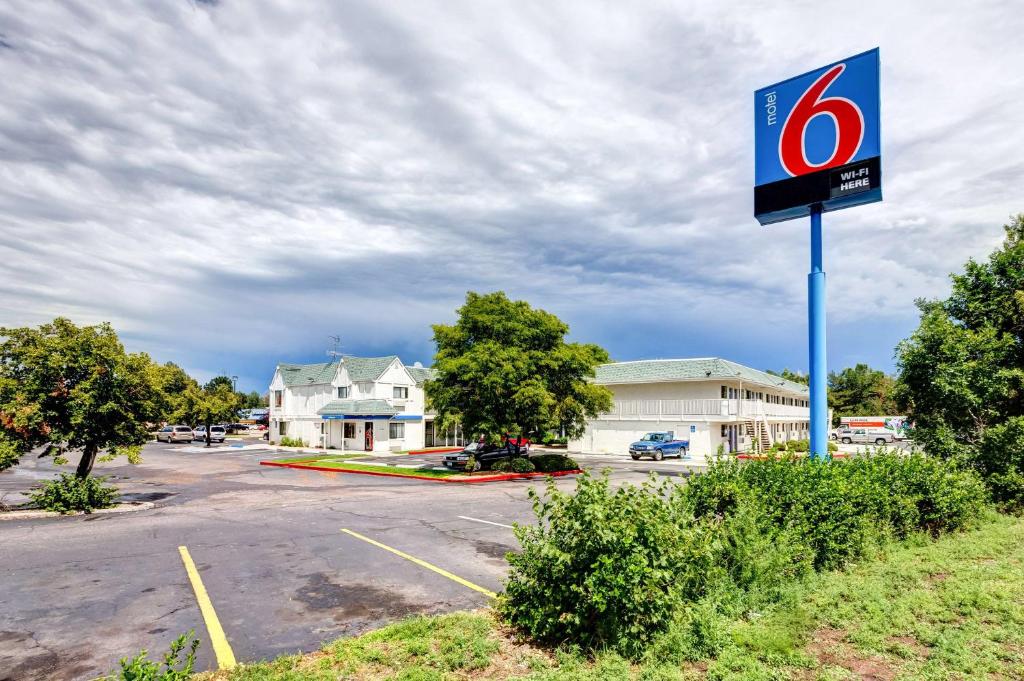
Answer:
[259,460,583,483]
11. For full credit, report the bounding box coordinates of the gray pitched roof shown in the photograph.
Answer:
[276,355,398,386]
[343,355,399,382]
[278,361,338,386]
[317,399,398,416]
[405,365,435,385]
[594,358,809,394]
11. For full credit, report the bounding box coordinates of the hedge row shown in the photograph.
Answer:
[499,452,987,659]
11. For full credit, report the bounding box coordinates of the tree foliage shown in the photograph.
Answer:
[0,318,160,478]
[426,291,612,439]
[172,379,240,447]
[896,214,1024,506]
[765,368,809,385]
[827,363,898,424]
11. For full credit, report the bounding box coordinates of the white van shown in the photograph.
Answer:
[838,428,894,446]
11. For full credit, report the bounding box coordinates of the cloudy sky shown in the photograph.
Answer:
[1,1,1021,391]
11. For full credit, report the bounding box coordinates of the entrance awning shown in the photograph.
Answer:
[317,399,398,419]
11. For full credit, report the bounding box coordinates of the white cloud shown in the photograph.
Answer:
[0,0,1020,389]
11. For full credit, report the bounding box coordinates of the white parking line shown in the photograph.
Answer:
[457,515,514,529]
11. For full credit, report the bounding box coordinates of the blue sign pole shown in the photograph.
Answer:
[808,204,827,460]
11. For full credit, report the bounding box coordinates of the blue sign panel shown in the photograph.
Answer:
[754,49,881,225]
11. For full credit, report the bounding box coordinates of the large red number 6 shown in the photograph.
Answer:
[779,64,864,177]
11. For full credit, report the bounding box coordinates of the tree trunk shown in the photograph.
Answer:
[76,443,99,479]
[205,420,212,448]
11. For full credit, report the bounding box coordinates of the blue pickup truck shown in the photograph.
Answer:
[629,431,689,461]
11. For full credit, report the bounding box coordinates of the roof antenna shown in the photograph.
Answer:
[327,335,343,359]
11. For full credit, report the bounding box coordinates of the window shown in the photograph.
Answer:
[393,386,409,399]
[721,385,727,398]
[721,425,727,436]
[274,390,282,407]
[337,386,349,399]
[279,421,288,436]
[389,422,405,439]
[343,422,355,438]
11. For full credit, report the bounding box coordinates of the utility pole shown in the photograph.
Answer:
[327,335,343,359]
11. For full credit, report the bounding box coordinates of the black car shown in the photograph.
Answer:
[442,441,526,471]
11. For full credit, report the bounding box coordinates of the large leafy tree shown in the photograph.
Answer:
[149,361,199,423]
[426,291,612,439]
[172,379,240,447]
[0,318,160,478]
[895,215,1024,506]
[766,368,809,385]
[827,363,898,424]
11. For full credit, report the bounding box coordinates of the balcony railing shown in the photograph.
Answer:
[595,399,809,421]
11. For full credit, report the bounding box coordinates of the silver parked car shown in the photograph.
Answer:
[193,425,226,444]
[839,428,894,446]
[157,425,194,443]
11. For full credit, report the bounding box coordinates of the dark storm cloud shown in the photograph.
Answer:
[0,0,1022,389]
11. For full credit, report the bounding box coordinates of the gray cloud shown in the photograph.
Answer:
[0,0,1021,390]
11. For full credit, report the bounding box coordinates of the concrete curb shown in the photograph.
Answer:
[259,460,583,484]
[0,501,156,521]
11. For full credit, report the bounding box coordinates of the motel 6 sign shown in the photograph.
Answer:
[754,48,881,224]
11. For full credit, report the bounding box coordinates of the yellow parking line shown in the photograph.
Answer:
[177,546,237,670]
[340,528,497,598]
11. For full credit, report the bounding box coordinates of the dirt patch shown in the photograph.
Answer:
[294,573,429,622]
[887,635,930,658]
[926,572,949,584]
[806,627,896,681]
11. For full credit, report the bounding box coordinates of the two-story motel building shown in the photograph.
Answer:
[267,355,453,452]
[568,358,812,456]
[268,354,811,457]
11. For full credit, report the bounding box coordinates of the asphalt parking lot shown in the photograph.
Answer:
[0,440,695,680]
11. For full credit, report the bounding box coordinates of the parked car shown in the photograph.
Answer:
[193,425,227,444]
[442,437,530,471]
[838,428,894,446]
[628,431,689,461]
[226,423,250,434]
[156,425,194,443]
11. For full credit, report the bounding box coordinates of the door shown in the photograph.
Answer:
[364,421,374,451]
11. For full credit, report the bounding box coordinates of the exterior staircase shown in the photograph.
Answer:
[743,420,773,454]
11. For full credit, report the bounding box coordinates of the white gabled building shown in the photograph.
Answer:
[569,358,813,457]
[267,355,436,452]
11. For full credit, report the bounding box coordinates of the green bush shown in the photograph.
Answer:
[30,473,118,514]
[501,454,987,659]
[109,631,199,680]
[279,436,307,447]
[686,452,987,569]
[508,457,535,473]
[972,416,1024,511]
[769,439,837,453]
[500,473,712,658]
[530,454,580,473]
[490,458,511,472]
[541,433,569,446]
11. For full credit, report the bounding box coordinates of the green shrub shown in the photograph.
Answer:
[464,454,477,472]
[973,416,1024,510]
[490,458,511,472]
[30,473,118,514]
[686,453,987,569]
[531,454,580,473]
[109,631,199,680]
[508,457,536,473]
[500,473,715,658]
[279,436,307,447]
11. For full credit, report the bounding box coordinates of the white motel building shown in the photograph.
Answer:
[268,354,810,457]
[568,358,812,457]
[267,355,450,452]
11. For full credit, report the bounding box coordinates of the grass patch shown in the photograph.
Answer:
[271,454,368,464]
[292,460,462,479]
[198,513,1024,680]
